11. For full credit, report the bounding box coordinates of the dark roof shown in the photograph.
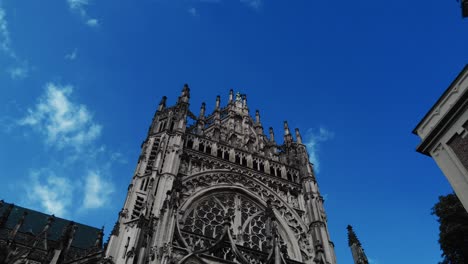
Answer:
[0,201,100,249]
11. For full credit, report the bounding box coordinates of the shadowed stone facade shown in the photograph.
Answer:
[104,86,337,264]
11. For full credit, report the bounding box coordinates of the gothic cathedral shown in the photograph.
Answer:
[104,85,337,264]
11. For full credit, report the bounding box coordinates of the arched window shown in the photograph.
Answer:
[179,192,287,255]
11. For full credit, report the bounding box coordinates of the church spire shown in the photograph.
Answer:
[158,96,167,111]
[178,84,190,104]
[284,121,293,144]
[228,89,234,103]
[295,128,303,144]
[215,95,221,110]
[255,110,261,124]
[199,102,206,118]
[269,127,276,143]
[347,225,369,264]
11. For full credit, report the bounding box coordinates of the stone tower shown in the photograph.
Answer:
[104,85,337,264]
[346,225,368,264]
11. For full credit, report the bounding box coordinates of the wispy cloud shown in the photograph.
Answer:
[110,151,128,164]
[65,48,78,60]
[304,127,334,173]
[18,83,102,151]
[0,6,14,58]
[8,63,29,80]
[187,0,261,14]
[86,18,99,27]
[368,258,380,264]
[28,169,74,217]
[240,0,262,9]
[67,0,100,27]
[16,81,123,216]
[188,7,199,17]
[82,170,114,209]
[0,5,30,80]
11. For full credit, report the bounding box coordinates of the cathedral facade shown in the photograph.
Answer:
[104,86,337,264]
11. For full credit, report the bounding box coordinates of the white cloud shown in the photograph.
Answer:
[110,151,128,164]
[82,170,114,209]
[188,7,199,17]
[26,168,116,216]
[67,0,100,27]
[0,6,31,80]
[304,127,334,173]
[27,169,73,217]
[7,64,29,80]
[65,48,78,60]
[0,6,14,57]
[67,0,89,16]
[86,18,99,27]
[19,83,102,150]
[240,0,262,9]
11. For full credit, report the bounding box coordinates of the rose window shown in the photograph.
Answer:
[179,192,286,255]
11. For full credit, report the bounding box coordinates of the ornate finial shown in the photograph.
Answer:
[235,92,242,102]
[158,96,167,111]
[242,94,247,107]
[284,121,290,135]
[159,96,167,106]
[229,89,234,103]
[295,128,303,144]
[347,225,362,246]
[59,221,77,251]
[9,211,28,240]
[347,225,369,264]
[255,110,261,124]
[178,84,190,103]
[95,226,104,248]
[45,214,55,230]
[199,102,206,118]
[216,95,221,110]
[284,121,293,144]
[269,127,275,142]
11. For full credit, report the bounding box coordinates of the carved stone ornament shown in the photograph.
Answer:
[179,171,312,261]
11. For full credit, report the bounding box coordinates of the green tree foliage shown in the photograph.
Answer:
[432,193,468,264]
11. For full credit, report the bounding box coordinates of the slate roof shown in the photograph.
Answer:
[0,201,100,249]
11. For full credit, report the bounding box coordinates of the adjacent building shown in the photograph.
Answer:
[0,200,103,264]
[414,65,468,212]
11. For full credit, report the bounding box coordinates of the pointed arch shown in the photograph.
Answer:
[178,179,304,262]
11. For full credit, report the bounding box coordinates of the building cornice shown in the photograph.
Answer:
[413,64,468,136]
[415,89,468,156]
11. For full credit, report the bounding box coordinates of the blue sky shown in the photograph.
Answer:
[0,0,467,263]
